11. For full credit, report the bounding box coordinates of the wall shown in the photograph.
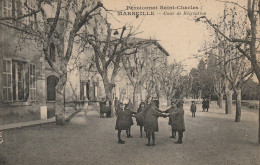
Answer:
[0,24,45,124]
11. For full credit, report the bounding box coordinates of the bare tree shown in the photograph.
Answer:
[157,62,185,105]
[122,41,167,110]
[80,15,148,116]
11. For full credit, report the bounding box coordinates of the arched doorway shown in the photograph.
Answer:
[47,75,59,101]
[46,75,59,118]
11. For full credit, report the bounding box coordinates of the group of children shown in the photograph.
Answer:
[114,99,185,146]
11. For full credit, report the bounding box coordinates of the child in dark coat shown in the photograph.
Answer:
[124,104,136,138]
[144,102,167,146]
[171,100,185,144]
[163,101,177,138]
[190,101,197,117]
[115,103,127,144]
[136,102,147,138]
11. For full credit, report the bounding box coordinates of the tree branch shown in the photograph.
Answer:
[196,16,250,44]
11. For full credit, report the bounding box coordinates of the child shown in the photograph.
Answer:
[171,100,185,144]
[163,101,177,138]
[115,103,127,144]
[124,104,136,138]
[136,102,147,138]
[144,101,167,146]
[190,101,197,117]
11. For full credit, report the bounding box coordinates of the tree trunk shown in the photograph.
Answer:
[167,96,171,106]
[133,83,141,112]
[234,89,241,122]
[225,89,233,114]
[217,93,224,108]
[55,76,66,126]
[104,82,114,117]
[258,85,260,144]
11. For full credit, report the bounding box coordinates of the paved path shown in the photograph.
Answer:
[0,103,260,165]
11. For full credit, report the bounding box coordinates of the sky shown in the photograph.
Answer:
[101,0,247,72]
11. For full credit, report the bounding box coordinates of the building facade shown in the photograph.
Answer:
[0,0,62,125]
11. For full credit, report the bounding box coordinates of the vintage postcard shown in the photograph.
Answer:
[0,0,259,164]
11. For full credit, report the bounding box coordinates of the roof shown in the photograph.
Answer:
[152,40,170,56]
[128,38,170,56]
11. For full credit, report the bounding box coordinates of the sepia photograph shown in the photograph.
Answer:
[0,0,260,164]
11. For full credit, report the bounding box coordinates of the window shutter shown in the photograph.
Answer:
[2,58,13,102]
[24,63,30,101]
[29,64,36,101]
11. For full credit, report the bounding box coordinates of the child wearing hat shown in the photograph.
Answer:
[190,101,197,118]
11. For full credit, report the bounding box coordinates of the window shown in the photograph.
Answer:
[12,60,25,101]
[80,81,89,101]
[22,0,35,26]
[2,59,13,102]
[49,43,56,62]
[1,0,12,18]
[45,43,56,62]
[47,75,58,101]
[2,59,36,102]
[130,67,135,77]
[1,0,17,23]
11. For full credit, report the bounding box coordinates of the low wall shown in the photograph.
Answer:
[0,103,41,125]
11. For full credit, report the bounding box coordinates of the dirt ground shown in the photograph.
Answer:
[0,102,260,165]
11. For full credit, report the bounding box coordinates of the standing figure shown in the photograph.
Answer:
[136,102,147,138]
[99,98,106,118]
[128,99,134,110]
[114,97,120,116]
[202,99,206,112]
[171,100,185,144]
[115,103,127,144]
[105,99,112,118]
[190,101,197,118]
[144,102,167,146]
[163,101,177,138]
[114,97,121,116]
[124,104,136,138]
[205,99,210,112]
